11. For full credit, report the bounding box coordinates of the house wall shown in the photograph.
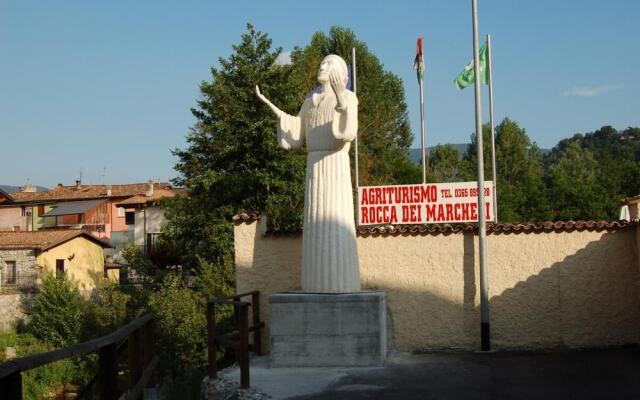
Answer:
[0,249,37,331]
[37,237,116,293]
[134,207,165,247]
[0,249,37,284]
[110,199,130,233]
[33,204,54,230]
[235,220,640,352]
[0,293,35,331]
[0,207,26,231]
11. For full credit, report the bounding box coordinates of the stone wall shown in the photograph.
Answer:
[0,293,35,331]
[0,249,37,283]
[235,219,640,352]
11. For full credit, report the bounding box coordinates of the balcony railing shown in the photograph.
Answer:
[0,271,38,294]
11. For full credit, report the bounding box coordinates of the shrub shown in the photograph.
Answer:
[86,284,131,336]
[28,275,87,347]
[147,274,207,375]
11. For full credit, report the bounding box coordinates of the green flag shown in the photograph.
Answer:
[454,42,488,89]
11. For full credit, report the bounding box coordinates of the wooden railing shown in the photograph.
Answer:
[207,291,264,389]
[0,314,157,400]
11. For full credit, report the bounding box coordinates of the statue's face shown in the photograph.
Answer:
[317,57,342,84]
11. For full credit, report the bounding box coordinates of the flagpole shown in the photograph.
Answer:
[353,47,359,191]
[487,34,498,223]
[472,0,491,351]
[352,47,360,226]
[420,80,427,182]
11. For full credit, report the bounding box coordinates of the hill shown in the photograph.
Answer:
[0,184,49,193]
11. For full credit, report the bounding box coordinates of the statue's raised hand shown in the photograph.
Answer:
[255,85,283,118]
[329,70,347,111]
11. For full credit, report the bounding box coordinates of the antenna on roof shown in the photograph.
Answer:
[79,168,83,183]
[101,167,107,185]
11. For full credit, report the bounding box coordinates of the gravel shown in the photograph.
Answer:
[202,375,271,400]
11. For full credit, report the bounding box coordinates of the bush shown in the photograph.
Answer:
[28,275,87,348]
[86,284,131,336]
[147,274,207,375]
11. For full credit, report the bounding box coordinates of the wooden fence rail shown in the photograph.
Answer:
[0,314,157,400]
[207,291,264,389]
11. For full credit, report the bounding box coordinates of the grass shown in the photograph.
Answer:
[1,330,82,400]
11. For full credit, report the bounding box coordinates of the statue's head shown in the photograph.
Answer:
[317,54,348,87]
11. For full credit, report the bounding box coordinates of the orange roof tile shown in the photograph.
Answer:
[0,230,111,250]
[9,182,173,203]
[232,212,634,236]
[115,188,184,207]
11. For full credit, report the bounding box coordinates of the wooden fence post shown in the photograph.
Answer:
[238,304,249,389]
[99,343,119,400]
[2,371,22,400]
[251,292,262,356]
[207,302,217,378]
[128,328,142,399]
[143,320,155,389]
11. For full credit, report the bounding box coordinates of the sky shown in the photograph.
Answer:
[1,0,638,187]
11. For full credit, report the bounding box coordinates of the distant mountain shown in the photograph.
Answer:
[410,144,469,164]
[409,144,549,164]
[0,184,49,193]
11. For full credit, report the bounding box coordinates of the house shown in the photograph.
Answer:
[0,187,28,232]
[115,187,184,253]
[621,195,640,220]
[0,230,115,294]
[6,180,175,248]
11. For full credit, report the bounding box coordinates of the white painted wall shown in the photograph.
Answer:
[134,206,166,246]
[0,207,26,231]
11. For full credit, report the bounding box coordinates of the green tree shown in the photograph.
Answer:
[28,275,87,348]
[168,23,306,276]
[546,142,609,220]
[545,125,640,219]
[291,26,420,185]
[429,144,463,182]
[462,118,549,222]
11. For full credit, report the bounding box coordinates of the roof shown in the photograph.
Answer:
[115,188,184,207]
[42,199,107,217]
[0,188,16,205]
[232,212,634,236]
[0,230,112,251]
[9,182,173,203]
[622,195,640,205]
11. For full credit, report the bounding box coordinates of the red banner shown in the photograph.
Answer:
[357,181,494,225]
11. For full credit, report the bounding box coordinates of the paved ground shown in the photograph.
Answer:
[222,348,640,400]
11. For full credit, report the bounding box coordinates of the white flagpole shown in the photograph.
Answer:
[472,0,491,351]
[487,34,498,223]
[419,60,426,183]
[353,47,360,224]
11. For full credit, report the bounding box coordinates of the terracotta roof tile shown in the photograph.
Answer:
[9,182,173,203]
[232,212,262,223]
[231,212,634,236]
[115,188,183,207]
[0,230,111,250]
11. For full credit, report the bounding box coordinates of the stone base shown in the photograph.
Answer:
[269,291,387,367]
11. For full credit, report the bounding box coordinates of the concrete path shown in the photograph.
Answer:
[222,348,640,399]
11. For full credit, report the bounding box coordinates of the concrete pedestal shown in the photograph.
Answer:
[269,291,387,367]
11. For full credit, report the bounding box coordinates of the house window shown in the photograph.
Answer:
[125,211,135,225]
[38,204,45,216]
[117,207,126,218]
[3,261,16,284]
[56,259,65,277]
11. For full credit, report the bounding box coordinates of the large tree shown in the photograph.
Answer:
[291,26,420,185]
[545,125,640,220]
[462,118,549,222]
[167,24,306,271]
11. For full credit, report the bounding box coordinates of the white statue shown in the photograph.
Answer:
[256,54,360,293]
